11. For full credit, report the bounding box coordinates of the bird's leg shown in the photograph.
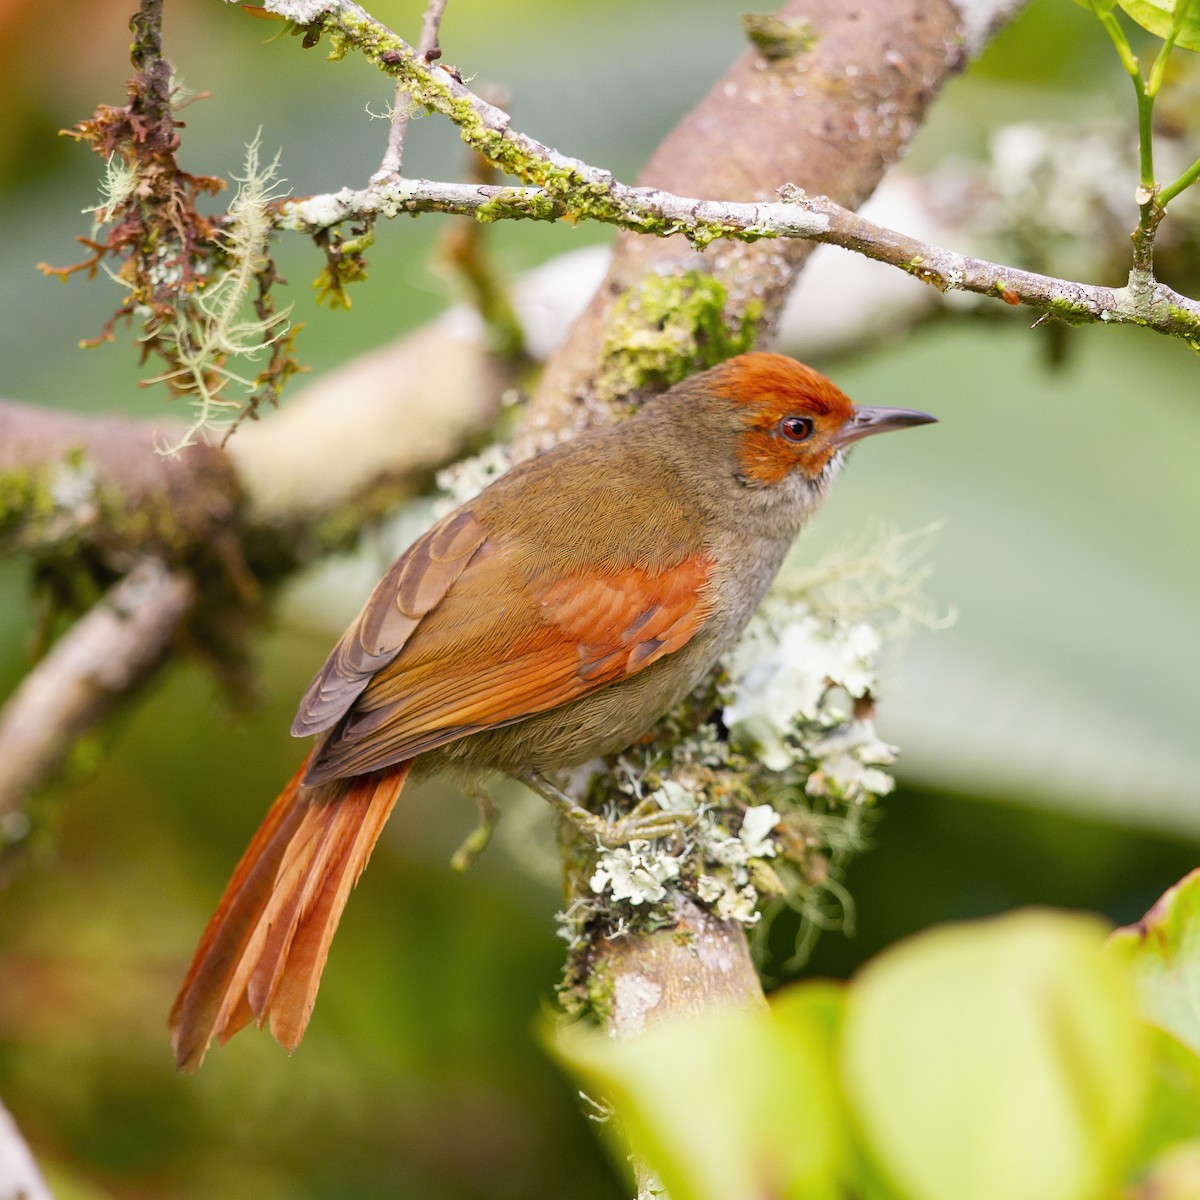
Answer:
[521,771,692,848]
[450,785,500,873]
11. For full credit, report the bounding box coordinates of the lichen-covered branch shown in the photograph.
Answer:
[792,187,1200,341]
[281,0,752,234]
[276,178,1200,346]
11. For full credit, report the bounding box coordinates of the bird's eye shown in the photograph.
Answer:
[778,415,814,443]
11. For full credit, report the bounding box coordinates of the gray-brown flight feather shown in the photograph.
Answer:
[290,510,487,739]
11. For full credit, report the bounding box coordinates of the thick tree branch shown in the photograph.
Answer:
[600,896,768,1035]
[0,401,237,568]
[223,316,512,531]
[0,314,510,552]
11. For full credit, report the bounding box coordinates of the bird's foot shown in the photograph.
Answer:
[522,772,692,848]
[450,787,500,872]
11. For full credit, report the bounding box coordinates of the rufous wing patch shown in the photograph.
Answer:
[304,551,715,781]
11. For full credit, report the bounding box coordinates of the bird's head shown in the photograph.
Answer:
[704,352,937,490]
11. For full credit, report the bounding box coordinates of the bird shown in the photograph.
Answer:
[169,351,935,1070]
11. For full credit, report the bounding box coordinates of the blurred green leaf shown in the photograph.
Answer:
[769,980,854,1186]
[841,909,1150,1200]
[771,978,844,1048]
[1072,0,1119,14]
[1117,0,1200,50]
[549,1001,843,1200]
[1109,869,1200,1055]
[1133,1027,1200,1166]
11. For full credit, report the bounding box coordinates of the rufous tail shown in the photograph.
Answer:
[169,754,411,1071]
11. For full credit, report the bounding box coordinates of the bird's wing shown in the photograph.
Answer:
[302,534,715,783]
[291,509,488,737]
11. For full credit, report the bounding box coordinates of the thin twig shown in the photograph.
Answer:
[0,560,195,824]
[373,0,448,181]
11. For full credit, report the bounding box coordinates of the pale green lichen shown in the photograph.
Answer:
[148,137,292,453]
[434,444,512,511]
[83,154,139,225]
[258,0,338,20]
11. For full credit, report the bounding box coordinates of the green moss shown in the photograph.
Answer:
[596,271,760,403]
[324,27,350,60]
[313,225,375,309]
[474,189,562,224]
[1044,294,1094,324]
[3,452,205,593]
[0,467,53,534]
[0,460,105,552]
[742,13,817,60]
[583,958,615,1023]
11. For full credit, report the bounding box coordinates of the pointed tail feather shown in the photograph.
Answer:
[170,755,411,1071]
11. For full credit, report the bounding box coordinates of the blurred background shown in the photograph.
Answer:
[1,0,1198,1196]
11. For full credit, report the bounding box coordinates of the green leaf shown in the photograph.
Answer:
[1134,1027,1200,1166]
[1117,0,1200,51]
[841,909,1150,1200]
[1073,0,1119,13]
[1108,869,1200,1055]
[550,1001,843,1200]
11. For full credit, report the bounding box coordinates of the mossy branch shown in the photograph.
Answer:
[274,178,1200,347]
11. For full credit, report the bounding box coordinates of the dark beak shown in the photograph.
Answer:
[834,405,938,447]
